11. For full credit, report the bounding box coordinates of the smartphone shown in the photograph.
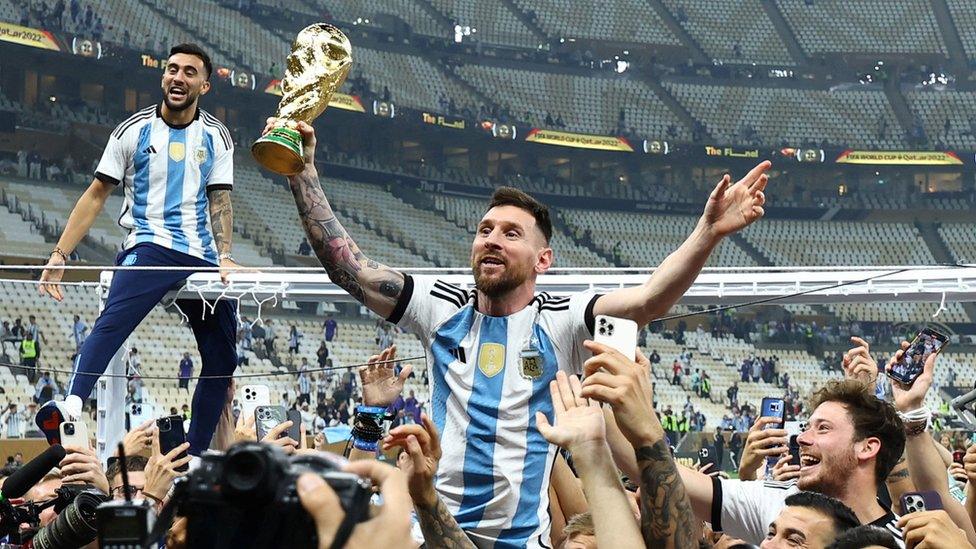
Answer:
[60,421,90,450]
[594,315,638,359]
[699,447,716,470]
[128,402,155,430]
[240,384,271,419]
[954,450,965,465]
[788,435,801,467]
[156,415,188,472]
[900,491,943,514]
[761,398,786,467]
[887,328,949,385]
[286,409,303,442]
[255,405,288,440]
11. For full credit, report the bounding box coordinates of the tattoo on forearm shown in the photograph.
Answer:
[288,170,404,309]
[636,441,697,549]
[415,496,477,549]
[208,189,234,255]
[888,468,911,480]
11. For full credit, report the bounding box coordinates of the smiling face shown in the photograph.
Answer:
[470,205,551,299]
[796,401,879,495]
[161,52,210,112]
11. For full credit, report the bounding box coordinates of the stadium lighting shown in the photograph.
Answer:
[615,60,629,73]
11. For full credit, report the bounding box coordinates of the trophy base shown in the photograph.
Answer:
[251,127,305,176]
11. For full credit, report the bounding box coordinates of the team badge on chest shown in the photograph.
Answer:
[519,349,542,380]
[194,147,207,164]
[168,142,185,162]
[477,342,505,378]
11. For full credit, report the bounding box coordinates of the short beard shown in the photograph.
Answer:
[471,258,532,299]
[163,93,196,112]
[798,447,858,497]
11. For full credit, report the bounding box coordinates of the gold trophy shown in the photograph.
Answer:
[251,23,352,176]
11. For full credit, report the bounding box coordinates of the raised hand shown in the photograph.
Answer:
[263,118,316,167]
[359,345,411,408]
[699,160,770,238]
[738,416,789,480]
[144,437,191,503]
[770,454,801,482]
[120,418,155,457]
[842,336,878,385]
[579,341,660,449]
[886,340,937,412]
[536,371,606,453]
[382,413,441,507]
[61,445,110,495]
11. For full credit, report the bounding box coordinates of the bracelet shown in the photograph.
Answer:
[356,405,388,417]
[898,407,931,437]
[218,252,234,261]
[51,247,68,262]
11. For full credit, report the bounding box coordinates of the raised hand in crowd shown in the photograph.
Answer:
[842,336,878,385]
[899,509,974,549]
[143,434,191,507]
[537,370,643,549]
[235,411,257,443]
[119,418,155,457]
[383,413,474,548]
[738,416,789,481]
[359,345,411,407]
[885,340,976,543]
[297,460,413,549]
[770,453,801,483]
[61,444,110,495]
[578,342,697,549]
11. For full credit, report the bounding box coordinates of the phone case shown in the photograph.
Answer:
[255,406,287,440]
[788,435,801,467]
[900,491,943,514]
[593,315,639,359]
[761,398,786,425]
[699,447,716,469]
[783,421,803,437]
[59,421,90,449]
[156,415,188,472]
[240,384,271,420]
[286,409,303,441]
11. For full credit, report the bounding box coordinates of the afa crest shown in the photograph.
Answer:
[194,147,207,165]
[477,342,505,378]
[168,142,185,162]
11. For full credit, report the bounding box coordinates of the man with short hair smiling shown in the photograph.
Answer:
[36,43,241,457]
[761,491,860,549]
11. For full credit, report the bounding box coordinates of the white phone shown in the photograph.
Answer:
[240,384,271,419]
[60,421,90,449]
[129,401,155,429]
[593,315,639,359]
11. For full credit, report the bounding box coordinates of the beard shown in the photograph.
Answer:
[471,254,533,299]
[163,90,197,112]
[798,446,858,496]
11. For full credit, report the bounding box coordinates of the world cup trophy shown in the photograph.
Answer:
[251,23,352,176]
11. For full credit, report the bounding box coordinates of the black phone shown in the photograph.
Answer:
[286,409,302,442]
[788,435,801,467]
[699,447,716,470]
[156,415,188,472]
[255,406,288,440]
[887,328,949,385]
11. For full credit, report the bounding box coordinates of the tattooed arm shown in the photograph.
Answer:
[208,189,234,257]
[636,441,697,549]
[414,495,477,549]
[272,120,404,319]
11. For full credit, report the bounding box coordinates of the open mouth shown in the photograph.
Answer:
[479,256,504,267]
[800,454,821,468]
[168,87,188,101]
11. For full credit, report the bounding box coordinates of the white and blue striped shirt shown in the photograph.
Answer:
[390,275,598,548]
[95,104,234,264]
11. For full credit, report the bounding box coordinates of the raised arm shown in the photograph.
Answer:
[207,188,242,283]
[269,119,405,319]
[593,161,770,326]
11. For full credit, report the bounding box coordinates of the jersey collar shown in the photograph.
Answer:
[156,102,200,129]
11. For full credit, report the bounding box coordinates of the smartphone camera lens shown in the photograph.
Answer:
[64,423,75,435]
[598,327,606,335]
[598,318,606,326]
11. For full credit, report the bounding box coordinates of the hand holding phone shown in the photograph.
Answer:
[887,328,948,386]
[156,415,189,473]
[255,405,288,440]
[60,421,90,450]
[240,384,271,419]
[900,491,943,515]
[593,315,638,360]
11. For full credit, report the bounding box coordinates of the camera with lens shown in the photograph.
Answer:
[28,485,111,549]
[170,441,372,549]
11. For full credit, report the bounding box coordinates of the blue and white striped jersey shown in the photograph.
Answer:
[389,275,599,548]
[95,104,234,264]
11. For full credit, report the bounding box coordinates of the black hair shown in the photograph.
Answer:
[105,454,149,483]
[826,525,901,549]
[169,43,213,79]
[784,491,860,537]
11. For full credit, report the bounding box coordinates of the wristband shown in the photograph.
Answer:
[52,247,68,262]
[356,405,389,417]
[898,407,931,437]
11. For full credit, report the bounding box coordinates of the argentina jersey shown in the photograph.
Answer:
[388,275,599,548]
[94,104,234,264]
